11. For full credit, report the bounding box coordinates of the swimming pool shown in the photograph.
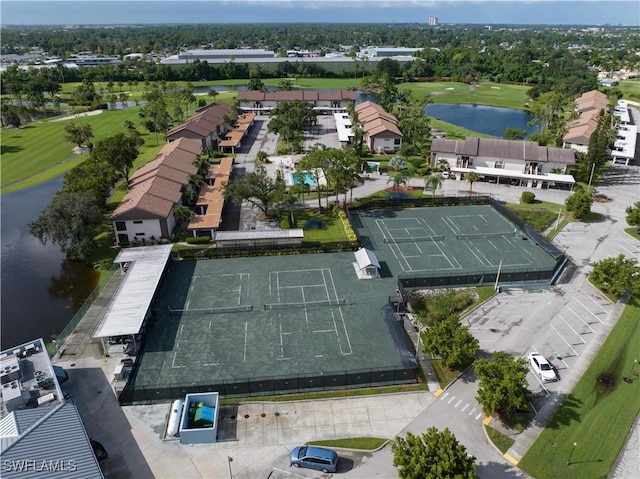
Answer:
[291,172,317,187]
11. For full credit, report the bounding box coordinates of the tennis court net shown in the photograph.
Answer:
[383,234,445,244]
[264,299,347,310]
[456,231,516,240]
[168,305,253,315]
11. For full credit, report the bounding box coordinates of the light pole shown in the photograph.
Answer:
[624,359,638,383]
[567,442,577,468]
[227,456,233,479]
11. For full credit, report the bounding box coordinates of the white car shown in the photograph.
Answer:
[441,171,450,179]
[528,353,558,382]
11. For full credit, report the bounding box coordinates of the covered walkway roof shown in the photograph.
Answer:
[93,244,173,339]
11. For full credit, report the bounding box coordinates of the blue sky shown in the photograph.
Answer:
[1,1,638,26]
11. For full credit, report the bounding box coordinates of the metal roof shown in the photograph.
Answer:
[1,401,103,479]
[93,245,173,338]
[214,229,304,241]
[354,248,380,270]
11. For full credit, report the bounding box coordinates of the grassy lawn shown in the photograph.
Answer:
[307,437,387,451]
[397,81,531,110]
[294,209,349,243]
[485,425,516,454]
[219,383,426,405]
[429,117,494,139]
[518,296,640,479]
[618,79,640,102]
[624,227,640,241]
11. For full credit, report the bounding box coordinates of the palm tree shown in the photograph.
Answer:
[465,171,479,193]
[388,171,408,191]
[192,155,211,177]
[174,206,195,225]
[425,174,443,199]
[208,89,218,102]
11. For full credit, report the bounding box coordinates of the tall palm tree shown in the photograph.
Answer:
[174,205,195,225]
[465,171,480,193]
[425,174,443,199]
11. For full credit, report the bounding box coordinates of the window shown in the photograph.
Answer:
[494,160,504,169]
[394,139,401,145]
[115,222,126,231]
[135,233,145,236]
[133,220,143,224]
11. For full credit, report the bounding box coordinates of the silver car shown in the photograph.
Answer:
[290,446,338,473]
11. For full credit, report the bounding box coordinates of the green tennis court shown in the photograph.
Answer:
[352,205,557,276]
[129,252,414,399]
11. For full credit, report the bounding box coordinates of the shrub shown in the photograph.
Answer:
[281,215,290,229]
[186,236,211,245]
[521,191,536,204]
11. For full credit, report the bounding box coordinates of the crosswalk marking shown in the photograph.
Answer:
[475,412,482,420]
[468,407,476,416]
[461,404,469,412]
[447,395,456,404]
[454,399,463,408]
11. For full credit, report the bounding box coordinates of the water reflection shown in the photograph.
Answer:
[1,177,98,348]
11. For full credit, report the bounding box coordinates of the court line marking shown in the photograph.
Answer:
[243,322,248,362]
[320,269,340,348]
[327,268,353,355]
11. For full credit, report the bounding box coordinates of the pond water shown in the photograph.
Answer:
[1,177,99,349]
[426,103,538,138]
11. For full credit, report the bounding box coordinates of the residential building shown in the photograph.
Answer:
[236,90,356,113]
[165,102,232,150]
[355,101,403,153]
[110,138,201,245]
[0,338,104,479]
[563,90,610,153]
[431,137,576,189]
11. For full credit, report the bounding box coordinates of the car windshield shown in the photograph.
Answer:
[297,446,308,458]
[540,363,552,370]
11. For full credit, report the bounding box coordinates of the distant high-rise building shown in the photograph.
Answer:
[428,16,438,26]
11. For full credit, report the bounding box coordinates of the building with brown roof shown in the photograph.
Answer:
[355,101,403,153]
[236,90,356,113]
[563,90,611,153]
[165,102,232,150]
[431,137,575,190]
[110,138,202,245]
[187,157,233,237]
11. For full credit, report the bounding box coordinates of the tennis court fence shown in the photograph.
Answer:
[168,305,253,315]
[264,299,348,310]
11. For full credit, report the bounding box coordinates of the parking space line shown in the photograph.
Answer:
[555,353,570,370]
[551,323,578,357]
[558,314,587,345]
[566,305,597,332]
[578,292,609,314]
[573,296,606,323]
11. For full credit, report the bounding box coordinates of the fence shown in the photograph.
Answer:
[47,264,119,357]
[173,239,357,260]
[117,365,419,405]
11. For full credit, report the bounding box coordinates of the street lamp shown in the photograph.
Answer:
[567,442,577,468]
[624,359,638,384]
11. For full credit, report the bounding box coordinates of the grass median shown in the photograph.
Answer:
[518,296,640,479]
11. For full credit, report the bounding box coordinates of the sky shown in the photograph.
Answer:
[1,0,638,26]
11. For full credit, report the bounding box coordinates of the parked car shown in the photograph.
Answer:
[290,446,338,473]
[441,171,450,179]
[528,353,558,382]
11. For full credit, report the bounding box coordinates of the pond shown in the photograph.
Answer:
[425,103,538,138]
[1,177,99,348]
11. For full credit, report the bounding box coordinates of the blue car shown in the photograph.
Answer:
[290,446,338,473]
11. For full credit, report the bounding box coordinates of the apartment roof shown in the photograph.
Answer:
[355,101,403,138]
[166,102,231,139]
[236,90,356,102]
[432,137,575,164]
[188,157,233,231]
[1,401,103,479]
[110,176,183,220]
[563,120,599,145]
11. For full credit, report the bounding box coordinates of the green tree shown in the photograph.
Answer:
[465,171,479,193]
[297,145,331,210]
[278,79,294,91]
[174,205,195,225]
[565,190,593,220]
[28,191,104,260]
[391,427,476,479]
[626,201,640,233]
[421,315,479,368]
[424,174,443,199]
[223,165,285,217]
[388,170,409,192]
[268,100,317,143]
[474,352,530,417]
[64,122,94,150]
[247,77,266,92]
[504,127,527,140]
[590,254,640,297]
[62,157,116,204]
[91,132,144,185]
